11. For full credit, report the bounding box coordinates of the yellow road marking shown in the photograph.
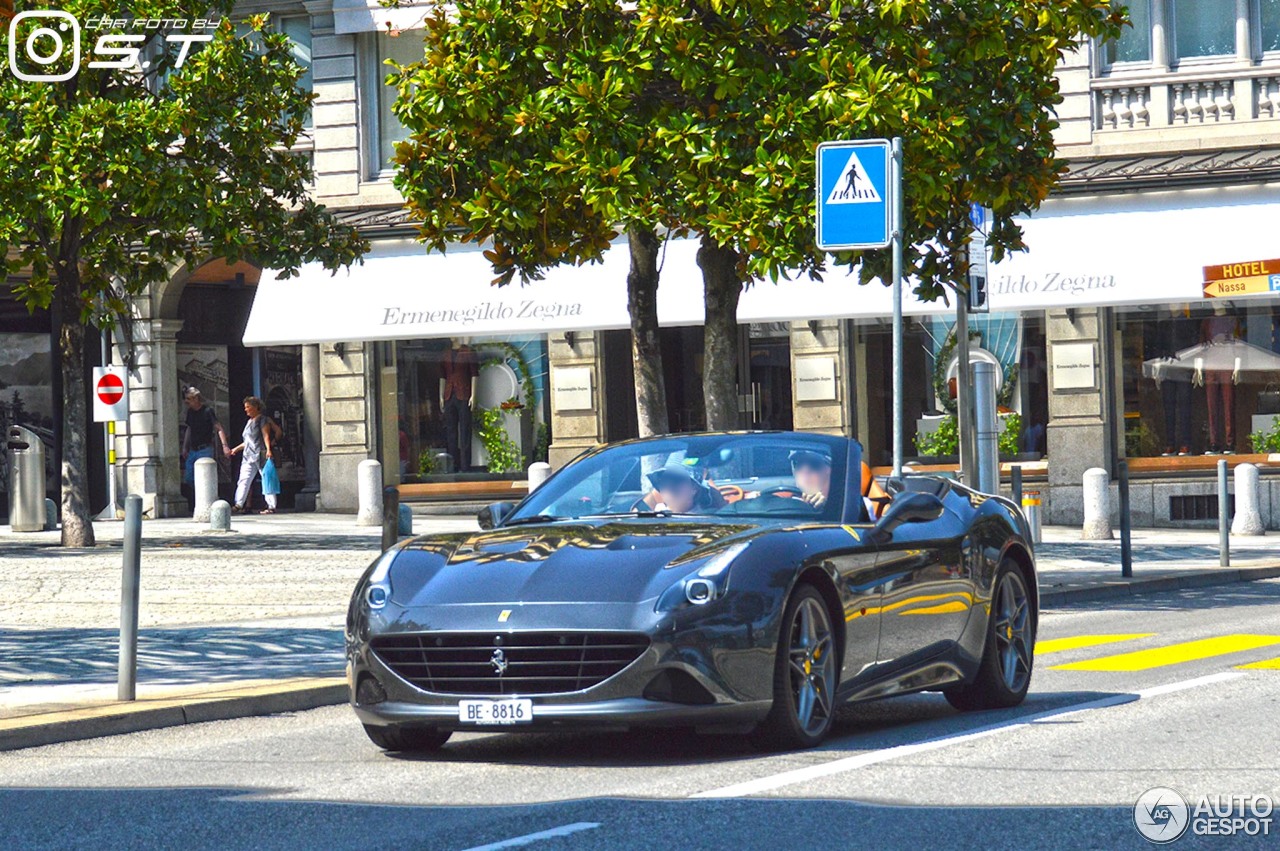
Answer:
[1035,634,1154,655]
[1051,634,1280,672]
[1237,656,1280,670]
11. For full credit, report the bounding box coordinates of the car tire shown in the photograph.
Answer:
[363,723,452,752]
[945,560,1035,712]
[751,584,840,751]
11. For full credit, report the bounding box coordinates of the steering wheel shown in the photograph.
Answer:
[757,485,803,500]
[717,484,745,503]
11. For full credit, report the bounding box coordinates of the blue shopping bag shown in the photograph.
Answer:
[261,458,281,495]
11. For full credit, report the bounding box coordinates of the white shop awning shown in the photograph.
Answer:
[242,183,1280,347]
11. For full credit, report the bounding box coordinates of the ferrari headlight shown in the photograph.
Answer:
[364,549,398,610]
[657,541,749,612]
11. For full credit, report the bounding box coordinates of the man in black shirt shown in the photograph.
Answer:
[182,387,231,492]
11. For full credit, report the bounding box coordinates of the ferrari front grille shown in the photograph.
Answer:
[370,631,650,695]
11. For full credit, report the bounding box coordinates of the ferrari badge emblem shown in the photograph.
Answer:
[490,648,508,676]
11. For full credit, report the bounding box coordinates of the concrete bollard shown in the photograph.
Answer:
[193,457,218,522]
[209,499,231,532]
[356,459,383,526]
[1231,462,1265,536]
[43,498,57,531]
[1081,467,1113,540]
[528,462,552,491]
[398,503,413,536]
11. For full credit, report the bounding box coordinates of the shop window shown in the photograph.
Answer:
[1119,300,1280,459]
[395,336,549,480]
[1106,0,1153,64]
[903,313,1047,468]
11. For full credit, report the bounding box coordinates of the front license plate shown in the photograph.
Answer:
[457,698,534,725]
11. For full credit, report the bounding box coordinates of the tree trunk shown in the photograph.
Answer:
[57,274,95,547]
[626,225,668,438]
[697,234,743,432]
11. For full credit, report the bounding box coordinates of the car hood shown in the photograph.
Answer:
[386,518,760,606]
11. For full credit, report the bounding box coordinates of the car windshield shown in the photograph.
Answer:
[508,434,853,523]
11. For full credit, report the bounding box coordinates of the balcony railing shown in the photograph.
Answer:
[1093,66,1280,131]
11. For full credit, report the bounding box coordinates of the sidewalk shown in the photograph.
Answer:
[2,514,1279,749]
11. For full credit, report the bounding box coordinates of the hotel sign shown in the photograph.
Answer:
[1202,258,1280,299]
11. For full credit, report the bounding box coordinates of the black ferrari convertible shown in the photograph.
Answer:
[347,431,1037,752]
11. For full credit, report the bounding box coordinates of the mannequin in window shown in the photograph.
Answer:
[1153,304,1196,456]
[439,338,478,472]
[1201,304,1240,455]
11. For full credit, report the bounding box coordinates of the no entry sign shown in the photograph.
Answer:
[93,366,129,422]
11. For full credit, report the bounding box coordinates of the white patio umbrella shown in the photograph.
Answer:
[1142,338,1280,385]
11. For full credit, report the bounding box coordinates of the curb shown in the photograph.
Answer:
[0,679,347,753]
[1040,564,1280,607]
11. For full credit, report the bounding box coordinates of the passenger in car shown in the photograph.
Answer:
[789,449,833,508]
[647,463,710,514]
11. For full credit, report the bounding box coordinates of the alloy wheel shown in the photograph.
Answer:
[787,596,836,736]
[993,571,1032,693]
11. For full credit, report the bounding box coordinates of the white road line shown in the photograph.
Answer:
[458,822,601,851]
[692,671,1246,799]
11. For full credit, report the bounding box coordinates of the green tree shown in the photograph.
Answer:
[0,2,366,546]
[391,0,1122,432]
[390,1,676,437]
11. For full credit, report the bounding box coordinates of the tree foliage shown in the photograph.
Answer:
[390,0,1124,428]
[0,1,367,544]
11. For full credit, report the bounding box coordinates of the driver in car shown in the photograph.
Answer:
[789,449,832,509]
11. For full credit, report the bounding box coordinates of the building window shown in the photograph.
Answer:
[1102,0,1280,67]
[373,33,425,175]
[280,16,314,129]
[1172,0,1237,59]
[1261,0,1280,51]
[1107,0,1152,64]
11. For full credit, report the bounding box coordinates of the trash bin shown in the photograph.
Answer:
[8,425,46,532]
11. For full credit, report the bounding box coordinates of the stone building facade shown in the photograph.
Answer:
[105,1,1280,528]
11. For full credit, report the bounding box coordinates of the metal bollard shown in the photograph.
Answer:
[43,498,57,531]
[1231,462,1265,536]
[118,494,142,701]
[1022,489,1042,545]
[1010,465,1023,511]
[382,486,400,552]
[1082,467,1113,540]
[192,457,218,522]
[398,503,413,537]
[356,459,383,526]
[1218,459,1230,567]
[1118,459,1133,579]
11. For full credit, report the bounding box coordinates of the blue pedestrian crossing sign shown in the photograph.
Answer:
[815,139,893,251]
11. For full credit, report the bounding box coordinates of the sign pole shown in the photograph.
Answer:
[890,137,904,478]
[97,330,120,520]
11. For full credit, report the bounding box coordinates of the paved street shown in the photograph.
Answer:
[3,581,1279,849]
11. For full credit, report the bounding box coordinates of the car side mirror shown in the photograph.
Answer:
[875,492,945,536]
[477,501,516,530]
